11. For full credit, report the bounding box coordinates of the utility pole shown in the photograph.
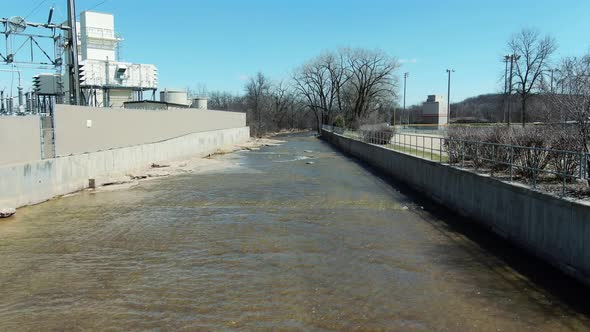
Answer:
[403,72,409,127]
[67,0,81,105]
[446,69,454,125]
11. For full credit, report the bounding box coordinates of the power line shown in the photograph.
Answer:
[80,0,111,15]
[24,0,52,19]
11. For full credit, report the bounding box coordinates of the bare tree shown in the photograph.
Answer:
[322,52,350,121]
[547,53,590,183]
[293,48,399,129]
[245,72,271,137]
[508,29,557,126]
[186,83,208,98]
[344,48,399,126]
[293,54,340,131]
[269,81,291,129]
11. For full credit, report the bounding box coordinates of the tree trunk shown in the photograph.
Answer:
[521,97,526,127]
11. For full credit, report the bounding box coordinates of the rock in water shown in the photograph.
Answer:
[0,208,16,218]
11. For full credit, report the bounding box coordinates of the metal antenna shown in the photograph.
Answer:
[47,7,54,25]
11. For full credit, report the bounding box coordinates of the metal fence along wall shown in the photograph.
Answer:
[324,125,590,197]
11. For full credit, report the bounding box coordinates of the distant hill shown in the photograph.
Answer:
[451,94,503,123]
[450,93,552,123]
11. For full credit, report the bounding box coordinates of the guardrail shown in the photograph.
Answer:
[323,125,590,197]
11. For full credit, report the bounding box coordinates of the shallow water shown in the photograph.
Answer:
[0,134,589,331]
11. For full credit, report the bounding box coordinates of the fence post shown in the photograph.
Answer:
[580,152,584,179]
[475,143,479,171]
[533,159,537,189]
[510,146,514,182]
[439,137,442,163]
[461,140,465,168]
[561,152,582,197]
[491,144,495,177]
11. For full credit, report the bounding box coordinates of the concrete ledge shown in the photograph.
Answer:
[0,127,250,209]
[321,129,590,287]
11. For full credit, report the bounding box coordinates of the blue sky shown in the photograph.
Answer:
[2,0,590,105]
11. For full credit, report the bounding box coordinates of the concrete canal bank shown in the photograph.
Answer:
[321,128,590,287]
[0,105,250,209]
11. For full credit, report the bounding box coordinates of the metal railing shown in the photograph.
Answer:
[323,125,590,197]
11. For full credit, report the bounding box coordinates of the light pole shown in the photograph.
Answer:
[446,69,454,125]
[548,68,559,93]
[403,72,409,127]
[503,55,511,123]
[507,54,520,126]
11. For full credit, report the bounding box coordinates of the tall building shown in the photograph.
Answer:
[63,11,158,107]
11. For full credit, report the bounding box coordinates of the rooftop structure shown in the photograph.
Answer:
[123,100,189,110]
[61,11,158,108]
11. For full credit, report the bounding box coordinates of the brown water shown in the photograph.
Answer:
[1,134,589,331]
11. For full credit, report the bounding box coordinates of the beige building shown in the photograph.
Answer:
[422,95,448,125]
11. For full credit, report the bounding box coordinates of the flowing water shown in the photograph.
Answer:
[1,134,589,331]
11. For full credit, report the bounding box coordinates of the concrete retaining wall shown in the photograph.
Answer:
[0,116,42,165]
[0,127,250,209]
[322,129,590,286]
[54,105,247,156]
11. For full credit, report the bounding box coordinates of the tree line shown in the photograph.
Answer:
[208,48,400,137]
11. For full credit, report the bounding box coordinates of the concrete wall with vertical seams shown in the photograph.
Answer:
[321,129,590,287]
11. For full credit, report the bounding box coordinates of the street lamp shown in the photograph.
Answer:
[403,72,409,127]
[446,69,454,125]
[548,68,559,93]
[503,55,511,123]
[507,53,520,126]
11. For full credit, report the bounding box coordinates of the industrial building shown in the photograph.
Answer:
[158,89,209,110]
[0,9,204,114]
[123,100,189,110]
[421,95,448,126]
[62,11,158,108]
[160,89,189,106]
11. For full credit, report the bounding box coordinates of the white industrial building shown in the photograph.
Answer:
[63,11,158,108]
[422,95,448,126]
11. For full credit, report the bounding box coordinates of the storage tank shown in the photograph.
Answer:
[160,89,189,106]
[191,97,208,110]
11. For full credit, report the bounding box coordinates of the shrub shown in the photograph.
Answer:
[445,127,502,167]
[333,115,346,129]
[446,125,587,183]
[508,127,551,179]
[547,127,582,181]
[360,124,395,145]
